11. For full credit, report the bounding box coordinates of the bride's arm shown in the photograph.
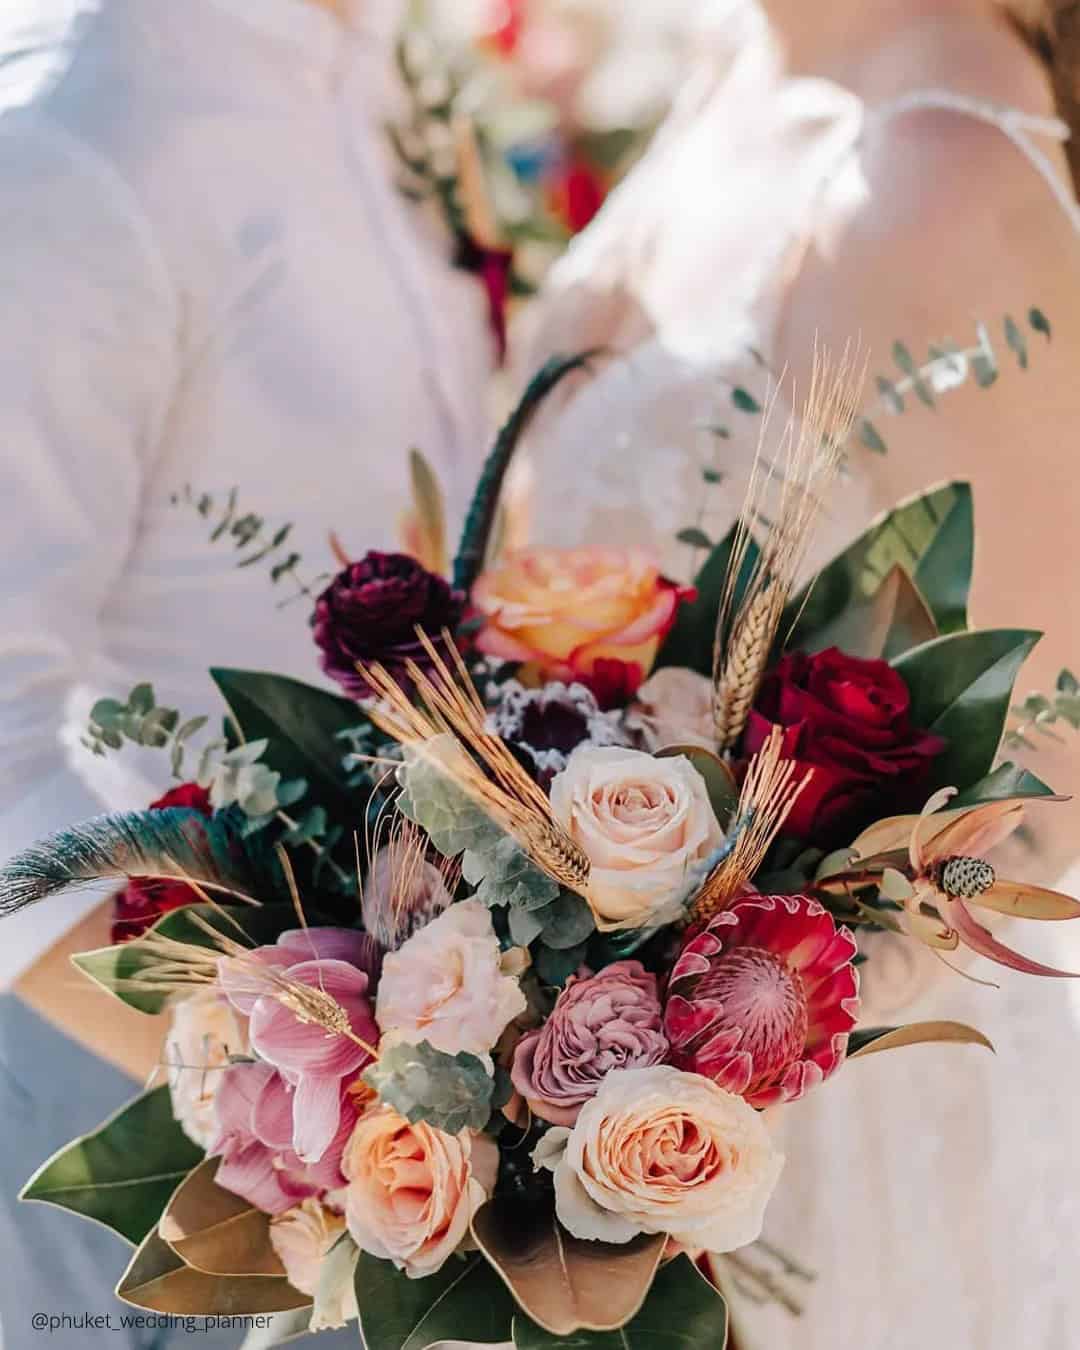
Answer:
[778,105,1080,883]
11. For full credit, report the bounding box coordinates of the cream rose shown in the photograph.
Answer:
[626,667,716,751]
[536,1066,783,1252]
[165,991,248,1149]
[374,900,527,1060]
[549,746,723,929]
[342,1108,498,1278]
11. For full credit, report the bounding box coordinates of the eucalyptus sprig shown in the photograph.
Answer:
[1005,668,1080,750]
[82,684,353,889]
[171,485,325,607]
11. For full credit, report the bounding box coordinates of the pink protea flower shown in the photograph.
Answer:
[664,895,860,1108]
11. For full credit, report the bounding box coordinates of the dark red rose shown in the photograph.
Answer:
[743,647,945,846]
[311,551,465,700]
[112,783,213,943]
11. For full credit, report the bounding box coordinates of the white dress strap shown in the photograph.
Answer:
[866,87,1080,235]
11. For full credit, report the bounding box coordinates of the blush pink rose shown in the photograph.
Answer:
[342,1109,498,1278]
[270,1199,351,1313]
[511,961,668,1125]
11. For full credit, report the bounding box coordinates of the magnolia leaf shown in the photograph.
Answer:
[471,1194,665,1335]
[797,563,938,661]
[363,1039,495,1134]
[848,1021,995,1059]
[74,904,294,1015]
[892,629,1041,790]
[210,668,363,812]
[21,1087,203,1245]
[116,1228,310,1316]
[159,1157,285,1278]
[949,761,1057,807]
[512,1255,727,1349]
[356,1249,517,1350]
[655,524,760,675]
[655,745,739,826]
[787,481,973,645]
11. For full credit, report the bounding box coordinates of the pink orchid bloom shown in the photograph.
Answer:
[845,796,1080,978]
[219,929,380,1163]
[210,1061,359,1215]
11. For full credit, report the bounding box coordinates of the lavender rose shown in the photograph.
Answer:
[311,551,464,698]
[511,962,669,1126]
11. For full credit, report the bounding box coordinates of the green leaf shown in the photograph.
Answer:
[535,891,596,950]
[785,481,974,646]
[462,834,560,912]
[858,418,888,454]
[1057,667,1078,696]
[675,527,713,550]
[21,1086,202,1245]
[655,745,739,826]
[891,629,1041,790]
[702,467,724,484]
[731,386,761,413]
[356,1250,516,1350]
[1029,306,1052,339]
[794,563,938,661]
[948,760,1057,808]
[875,375,905,414]
[1004,314,1029,369]
[363,1040,494,1134]
[512,1255,728,1349]
[655,524,760,675]
[536,940,589,986]
[210,669,364,813]
[128,683,156,716]
[74,904,293,1014]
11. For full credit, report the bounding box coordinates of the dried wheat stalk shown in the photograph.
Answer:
[713,344,865,751]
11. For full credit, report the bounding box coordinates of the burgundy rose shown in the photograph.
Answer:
[111,783,213,943]
[311,551,465,699]
[743,647,945,846]
[510,961,669,1126]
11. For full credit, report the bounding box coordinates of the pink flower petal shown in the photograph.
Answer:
[291,1074,346,1164]
[942,895,1080,978]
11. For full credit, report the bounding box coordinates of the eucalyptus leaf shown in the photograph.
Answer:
[512,1255,728,1350]
[463,834,560,912]
[786,481,973,645]
[891,629,1041,791]
[535,891,595,950]
[536,941,588,986]
[363,1039,495,1134]
[356,1250,516,1350]
[397,743,504,858]
[21,1086,203,1245]
[858,418,888,454]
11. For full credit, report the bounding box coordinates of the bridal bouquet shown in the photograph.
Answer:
[5,351,1077,1348]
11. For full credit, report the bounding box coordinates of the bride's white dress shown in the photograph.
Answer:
[521,7,1080,1347]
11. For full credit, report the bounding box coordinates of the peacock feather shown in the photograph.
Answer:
[452,350,600,593]
[0,808,283,918]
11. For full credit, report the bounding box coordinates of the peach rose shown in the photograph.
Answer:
[534,1066,783,1252]
[374,900,527,1061]
[165,992,249,1149]
[270,1198,347,1294]
[471,548,689,700]
[626,667,716,751]
[549,746,723,929]
[342,1108,498,1278]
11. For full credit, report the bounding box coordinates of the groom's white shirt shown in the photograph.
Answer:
[0,0,492,984]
